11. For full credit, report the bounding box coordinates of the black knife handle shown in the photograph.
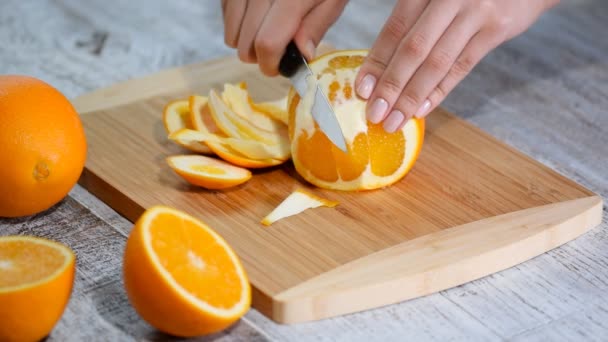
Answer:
[279,41,304,78]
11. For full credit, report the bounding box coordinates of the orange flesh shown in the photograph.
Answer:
[287,91,299,141]
[0,241,65,288]
[297,130,339,182]
[368,122,406,177]
[149,213,242,309]
[189,165,226,175]
[327,55,365,69]
[333,132,369,181]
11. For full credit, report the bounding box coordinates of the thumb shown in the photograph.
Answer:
[294,0,348,60]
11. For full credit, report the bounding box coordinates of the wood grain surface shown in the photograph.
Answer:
[77,54,601,323]
[1,0,607,340]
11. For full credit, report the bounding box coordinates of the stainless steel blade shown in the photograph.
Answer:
[289,60,348,152]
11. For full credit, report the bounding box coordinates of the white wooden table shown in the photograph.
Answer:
[1,0,607,340]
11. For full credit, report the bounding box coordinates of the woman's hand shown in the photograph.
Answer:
[355,0,559,133]
[222,0,348,76]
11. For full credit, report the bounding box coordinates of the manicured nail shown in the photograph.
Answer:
[415,99,431,118]
[356,74,376,99]
[383,110,405,133]
[367,98,388,124]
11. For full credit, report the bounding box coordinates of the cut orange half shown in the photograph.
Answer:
[167,155,251,190]
[0,236,75,342]
[123,206,251,337]
[163,99,213,155]
[261,189,339,226]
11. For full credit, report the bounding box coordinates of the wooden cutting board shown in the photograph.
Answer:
[73,54,603,324]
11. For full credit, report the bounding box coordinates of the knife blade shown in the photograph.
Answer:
[279,41,348,152]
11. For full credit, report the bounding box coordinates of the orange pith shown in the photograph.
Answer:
[0,236,75,342]
[123,206,251,337]
[288,50,425,191]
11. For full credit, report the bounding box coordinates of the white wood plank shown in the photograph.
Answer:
[1,0,607,340]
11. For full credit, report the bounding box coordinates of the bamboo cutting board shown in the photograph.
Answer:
[74,55,603,324]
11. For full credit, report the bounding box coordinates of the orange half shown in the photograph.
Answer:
[0,236,75,342]
[123,206,251,337]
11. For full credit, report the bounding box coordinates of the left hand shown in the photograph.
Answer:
[355,0,559,133]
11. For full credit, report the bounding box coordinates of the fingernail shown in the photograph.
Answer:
[383,110,405,133]
[356,74,376,99]
[304,40,316,60]
[415,99,431,118]
[367,98,388,124]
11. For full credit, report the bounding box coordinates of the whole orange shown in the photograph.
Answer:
[0,75,87,217]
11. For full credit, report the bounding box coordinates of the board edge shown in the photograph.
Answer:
[271,195,603,324]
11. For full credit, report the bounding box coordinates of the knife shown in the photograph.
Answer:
[279,41,348,152]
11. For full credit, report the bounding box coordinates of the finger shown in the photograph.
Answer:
[385,12,482,132]
[221,0,227,15]
[355,0,428,100]
[293,0,348,60]
[425,26,506,118]
[255,0,315,76]
[366,0,459,125]
[224,0,247,48]
[237,0,272,63]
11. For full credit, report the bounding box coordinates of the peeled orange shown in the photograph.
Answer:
[0,75,87,217]
[288,50,425,191]
[123,206,251,337]
[0,235,75,342]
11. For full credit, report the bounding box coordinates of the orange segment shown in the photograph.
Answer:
[123,206,251,337]
[167,155,252,190]
[0,236,75,342]
[296,130,339,182]
[367,122,405,177]
[332,132,369,182]
[163,99,213,155]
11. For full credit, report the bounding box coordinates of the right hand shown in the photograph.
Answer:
[221,0,349,76]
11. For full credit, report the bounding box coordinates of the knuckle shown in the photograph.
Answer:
[427,50,453,72]
[399,91,422,109]
[478,0,499,16]
[379,76,404,98]
[254,36,275,56]
[403,32,427,58]
[364,54,389,73]
[486,17,512,40]
[431,84,447,102]
[452,55,475,77]
[383,13,408,41]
